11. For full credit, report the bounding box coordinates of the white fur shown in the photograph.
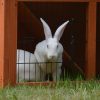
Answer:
[17,18,69,82]
[17,50,42,82]
[34,18,69,81]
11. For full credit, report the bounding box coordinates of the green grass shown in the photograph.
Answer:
[0,80,100,100]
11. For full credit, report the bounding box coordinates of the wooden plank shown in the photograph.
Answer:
[0,0,5,87]
[63,50,84,75]
[18,2,44,51]
[86,1,96,79]
[4,0,17,87]
[97,0,100,2]
[17,82,56,86]
[17,0,89,2]
[17,81,100,86]
[0,0,17,87]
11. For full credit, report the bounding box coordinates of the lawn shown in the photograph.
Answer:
[0,80,100,100]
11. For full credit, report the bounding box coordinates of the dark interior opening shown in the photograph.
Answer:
[96,3,100,79]
[17,2,87,80]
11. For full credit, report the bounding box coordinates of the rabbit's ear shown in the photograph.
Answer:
[40,18,52,40]
[54,20,69,41]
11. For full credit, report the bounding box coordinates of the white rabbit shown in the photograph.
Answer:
[34,18,69,81]
[17,50,42,82]
[17,18,69,82]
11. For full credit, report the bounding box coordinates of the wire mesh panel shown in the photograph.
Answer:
[17,50,62,82]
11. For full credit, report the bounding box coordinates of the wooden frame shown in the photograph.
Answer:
[17,0,100,2]
[17,0,89,2]
[85,1,96,79]
[0,0,98,87]
[0,0,17,87]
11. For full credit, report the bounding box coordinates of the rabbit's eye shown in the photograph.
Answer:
[47,45,49,48]
[57,45,58,48]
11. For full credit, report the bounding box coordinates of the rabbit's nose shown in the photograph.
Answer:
[49,55,55,59]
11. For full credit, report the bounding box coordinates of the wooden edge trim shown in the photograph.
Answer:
[17,0,89,3]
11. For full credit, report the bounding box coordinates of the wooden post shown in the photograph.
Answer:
[0,0,17,87]
[0,0,5,87]
[86,0,96,79]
